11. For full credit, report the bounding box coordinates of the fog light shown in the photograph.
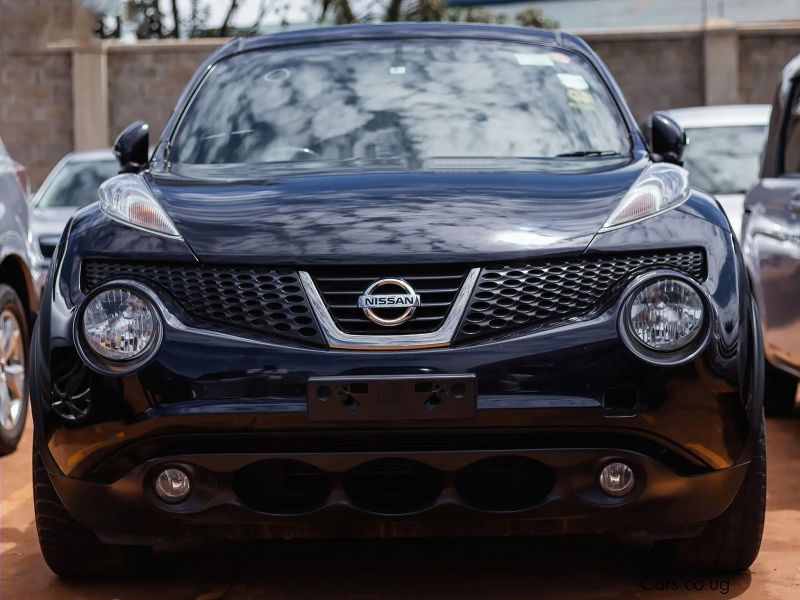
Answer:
[599,462,635,497]
[154,467,191,503]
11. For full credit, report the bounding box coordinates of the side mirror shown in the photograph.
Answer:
[641,112,687,166]
[113,121,150,173]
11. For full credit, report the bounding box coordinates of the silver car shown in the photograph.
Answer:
[663,104,771,237]
[0,134,39,454]
[743,57,800,417]
[31,149,118,270]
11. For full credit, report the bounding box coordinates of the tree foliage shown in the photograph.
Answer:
[91,0,558,40]
[94,0,289,39]
[515,7,559,29]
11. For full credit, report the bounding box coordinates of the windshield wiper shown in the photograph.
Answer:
[555,150,623,158]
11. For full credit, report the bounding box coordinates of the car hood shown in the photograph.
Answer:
[147,161,646,265]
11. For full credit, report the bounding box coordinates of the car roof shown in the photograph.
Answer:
[230,22,579,56]
[661,104,771,129]
[61,149,116,163]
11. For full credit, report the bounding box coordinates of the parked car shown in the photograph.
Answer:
[742,55,800,417]
[30,149,118,272]
[661,104,770,237]
[31,24,765,577]
[0,135,38,454]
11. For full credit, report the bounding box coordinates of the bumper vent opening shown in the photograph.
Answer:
[233,459,331,514]
[50,347,93,423]
[603,387,639,415]
[455,456,554,512]
[343,458,443,514]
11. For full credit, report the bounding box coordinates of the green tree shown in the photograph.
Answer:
[91,0,558,39]
[515,6,559,29]
[91,0,287,39]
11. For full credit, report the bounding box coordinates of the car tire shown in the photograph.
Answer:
[764,361,797,417]
[33,444,150,579]
[0,284,29,455]
[658,412,766,573]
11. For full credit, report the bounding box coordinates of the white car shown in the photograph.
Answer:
[662,104,771,237]
[30,149,118,271]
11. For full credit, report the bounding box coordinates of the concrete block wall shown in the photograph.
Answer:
[738,24,800,104]
[0,0,77,185]
[106,42,218,141]
[583,28,705,119]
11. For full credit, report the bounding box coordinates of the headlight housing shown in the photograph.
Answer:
[80,286,162,370]
[601,164,690,231]
[99,174,182,239]
[619,274,707,364]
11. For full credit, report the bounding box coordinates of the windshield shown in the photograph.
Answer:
[682,125,767,195]
[172,39,630,170]
[36,159,119,209]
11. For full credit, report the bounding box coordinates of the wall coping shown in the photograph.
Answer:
[43,20,800,53]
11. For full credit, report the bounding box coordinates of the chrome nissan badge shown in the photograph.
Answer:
[358,278,421,326]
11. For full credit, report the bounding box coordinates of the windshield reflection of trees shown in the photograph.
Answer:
[175,40,629,167]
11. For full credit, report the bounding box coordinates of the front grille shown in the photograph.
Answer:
[456,249,705,341]
[82,261,325,346]
[310,265,470,334]
[82,250,704,347]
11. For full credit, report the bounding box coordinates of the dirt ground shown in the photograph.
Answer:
[2,415,799,600]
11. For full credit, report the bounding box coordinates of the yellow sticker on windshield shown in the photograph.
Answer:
[567,89,596,110]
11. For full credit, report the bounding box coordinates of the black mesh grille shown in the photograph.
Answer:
[82,261,324,346]
[310,265,470,334]
[456,249,705,341]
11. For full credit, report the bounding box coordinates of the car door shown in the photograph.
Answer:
[745,78,800,371]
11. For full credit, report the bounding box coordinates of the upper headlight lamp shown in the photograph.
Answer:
[80,286,162,368]
[602,164,690,231]
[99,174,182,239]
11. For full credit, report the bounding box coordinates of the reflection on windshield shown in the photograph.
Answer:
[682,125,767,195]
[37,160,119,209]
[172,39,630,169]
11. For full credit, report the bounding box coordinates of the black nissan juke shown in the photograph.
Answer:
[31,24,766,577]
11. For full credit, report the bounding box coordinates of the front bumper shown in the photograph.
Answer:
[32,295,758,542]
[47,442,748,544]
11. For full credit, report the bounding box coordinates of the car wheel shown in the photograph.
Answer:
[658,412,766,573]
[764,361,797,417]
[33,443,150,578]
[0,284,28,455]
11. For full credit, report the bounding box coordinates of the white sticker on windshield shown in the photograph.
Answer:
[514,53,554,67]
[557,73,589,90]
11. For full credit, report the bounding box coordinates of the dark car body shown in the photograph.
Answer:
[31,24,763,572]
[742,54,800,414]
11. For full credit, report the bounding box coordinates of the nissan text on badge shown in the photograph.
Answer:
[30,23,766,578]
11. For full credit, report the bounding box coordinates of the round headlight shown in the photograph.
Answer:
[82,288,159,361]
[626,278,704,351]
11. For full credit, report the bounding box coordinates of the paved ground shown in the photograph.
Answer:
[2,415,800,599]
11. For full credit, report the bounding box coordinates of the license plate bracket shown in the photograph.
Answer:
[306,374,477,422]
